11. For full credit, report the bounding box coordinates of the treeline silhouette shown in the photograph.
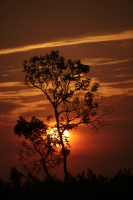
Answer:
[0,168,133,200]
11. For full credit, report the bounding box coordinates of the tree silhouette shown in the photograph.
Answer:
[14,116,63,179]
[22,50,113,181]
[9,166,24,187]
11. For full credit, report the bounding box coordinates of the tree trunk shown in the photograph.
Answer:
[61,139,68,182]
[42,160,51,179]
[55,107,68,181]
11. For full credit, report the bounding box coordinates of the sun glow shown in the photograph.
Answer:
[49,128,69,144]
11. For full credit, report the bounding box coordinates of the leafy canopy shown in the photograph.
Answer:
[14,116,64,178]
[23,50,110,133]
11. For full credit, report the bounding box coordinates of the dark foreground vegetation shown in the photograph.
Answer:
[0,168,133,200]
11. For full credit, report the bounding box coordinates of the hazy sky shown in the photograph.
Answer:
[0,0,133,181]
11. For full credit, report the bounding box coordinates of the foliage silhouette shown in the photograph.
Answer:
[9,167,24,188]
[21,50,113,181]
[14,116,63,178]
[1,168,133,200]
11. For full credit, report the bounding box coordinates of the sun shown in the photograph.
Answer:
[49,128,69,143]
[63,130,69,138]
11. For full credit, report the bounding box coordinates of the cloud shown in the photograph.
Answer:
[114,67,132,71]
[0,99,49,124]
[4,69,22,75]
[102,79,133,85]
[0,30,133,55]
[98,79,133,97]
[81,58,133,66]
[114,74,133,78]
[88,77,133,97]
[0,89,42,100]
[10,100,48,116]
[99,86,133,97]
[0,82,23,87]
[1,68,22,77]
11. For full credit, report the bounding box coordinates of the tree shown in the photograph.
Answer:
[9,166,24,187]
[14,116,64,179]
[22,50,113,181]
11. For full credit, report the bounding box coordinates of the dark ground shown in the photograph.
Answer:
[0,168,133,200]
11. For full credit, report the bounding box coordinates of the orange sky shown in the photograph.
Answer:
[0,0,133,181]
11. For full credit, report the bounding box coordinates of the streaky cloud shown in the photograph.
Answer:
[82,58,133,66]
[0,82,23,87]
[0,89,42,100]
[0,30,133,55]
[98,79,133,97]
[114,66,132,71]
[114,74,133,78]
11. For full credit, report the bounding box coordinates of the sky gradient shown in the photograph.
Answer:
[0,0,133,181]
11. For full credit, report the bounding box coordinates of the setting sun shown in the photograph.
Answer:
[49,128,69,141]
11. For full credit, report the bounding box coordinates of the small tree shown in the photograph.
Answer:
[14,116,63,179]
[9,167,24,187]
[22,50,113,181]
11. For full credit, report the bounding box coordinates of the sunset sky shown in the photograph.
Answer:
[0,0,133,181]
